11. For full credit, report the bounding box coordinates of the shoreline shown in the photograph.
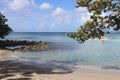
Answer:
[0,59,120,80]
[0,50,11,54]
[0,51,120,80]
[0,50,120,80]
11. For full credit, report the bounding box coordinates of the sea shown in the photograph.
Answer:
[1,32,120,71]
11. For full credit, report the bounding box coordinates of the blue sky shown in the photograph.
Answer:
[0,0,90,32]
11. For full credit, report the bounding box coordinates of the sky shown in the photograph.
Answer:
[0,0,90,32]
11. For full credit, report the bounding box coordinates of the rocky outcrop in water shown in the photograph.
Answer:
[0,40,49,52]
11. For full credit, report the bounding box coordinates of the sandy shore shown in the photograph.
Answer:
[0,50,11,54]
[0,61,120,80]
[0,50,120,80]
[1,68,120,80]
[31,71,120,80]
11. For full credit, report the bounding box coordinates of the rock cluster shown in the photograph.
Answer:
[0,40,49,52]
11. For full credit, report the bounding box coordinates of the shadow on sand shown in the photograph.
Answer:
[0,60,75,80]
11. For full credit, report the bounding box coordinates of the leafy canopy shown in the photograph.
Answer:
[0,12,12,38]
[68,0,120,43]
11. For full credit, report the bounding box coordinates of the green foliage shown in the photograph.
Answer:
[69,0,120,43]
[0,12,12,38]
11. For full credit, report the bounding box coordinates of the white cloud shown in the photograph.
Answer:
[0,0,9,4]
[51,7,90,28]
[39,3,53,10]
[38,22,46,29]
[31,0,35,6]
[8,0,31,10]
[51,7,72,26]
[0,0,91,32]
[74,7,88,12]
[52,7,67,16]
[74,7,90,25]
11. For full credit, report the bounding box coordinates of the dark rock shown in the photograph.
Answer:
[0,40,49,52]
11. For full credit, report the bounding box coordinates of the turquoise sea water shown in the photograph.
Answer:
[1,32,120,70]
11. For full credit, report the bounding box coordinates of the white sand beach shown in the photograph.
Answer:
[1,68,120,80]
[0,50,10,54]
[30,71,120,80]
[0,50,120,80]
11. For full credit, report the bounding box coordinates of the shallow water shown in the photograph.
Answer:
[1,32,120,71]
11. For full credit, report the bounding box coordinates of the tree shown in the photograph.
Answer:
[68,0,120,43]
[0,12,12,38]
